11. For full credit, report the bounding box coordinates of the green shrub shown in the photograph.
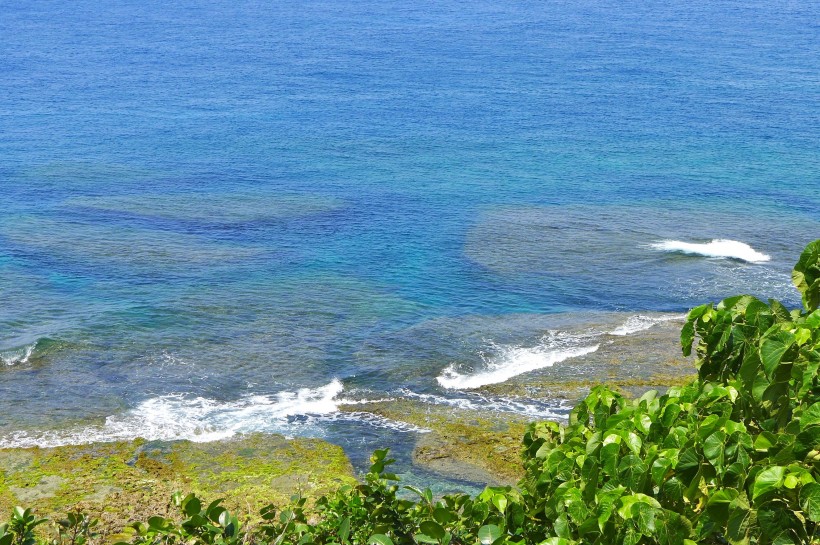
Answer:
[520,240,820,545]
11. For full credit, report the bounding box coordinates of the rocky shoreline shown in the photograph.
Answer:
[0,315,695,535]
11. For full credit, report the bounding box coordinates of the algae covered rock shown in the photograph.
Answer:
[340,398,528,485]
[0,433,355,534]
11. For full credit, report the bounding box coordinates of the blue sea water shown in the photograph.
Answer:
[1,0,818,473]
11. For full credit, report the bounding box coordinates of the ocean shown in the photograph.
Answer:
[1,0,818,482]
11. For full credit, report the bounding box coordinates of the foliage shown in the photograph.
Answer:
[4,508,46,545]
[519,240,820,545]
[2,240,819,545]
[54,511,99,545]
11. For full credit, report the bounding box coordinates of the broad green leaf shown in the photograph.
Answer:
[771,531,800,545]
[182,514,207,529]
[661,477,686,502]
[800,482,820,521]
[794,426,820,458]
[801,403,820,430]
[769,299,792,322]
[626,432,642,455]
[705,489,738,525]
[623,527,641,545]
[432,507,453,525]
[492,494,508,514]
[654,511,693,545]
[147,516,169,531]
[752,374,771,403]
[676,448,700,482]
[618,455,648,491]
[726,507,752,544]
[617,493,661,519]
[651,456,673,486]
[754,432,777,452]
[661,403,681,427]
[478,524,502,545]
[338,517,350,543]
[182,494,201,516]
[795,327,812,346]
[631,502,657,534]
[601,442,621,475]
[471,501,489,523]
[553,514,570,539]
[368,535,394,545]
[563,487,588,524]
[703,430,726,469]
[752,466,785,501]
[419,521,445,540]
[760,333,794,377]
[793,239,820,311]
[681,320,696,356]
[596,486,625,531]
[757,501,797,540]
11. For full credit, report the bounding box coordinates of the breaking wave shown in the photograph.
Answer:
[437,331,600,390]
[0,338,58,366]
[650,239,770,263]
[0,380,426,448]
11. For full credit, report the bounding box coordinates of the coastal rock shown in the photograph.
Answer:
[0,433,356,535]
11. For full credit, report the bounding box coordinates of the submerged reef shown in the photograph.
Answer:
[340,398,529,486]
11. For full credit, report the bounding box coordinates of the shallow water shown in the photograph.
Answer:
[1,0,818,480]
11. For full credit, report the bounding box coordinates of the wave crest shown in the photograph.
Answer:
[437,332,600,390]
[650,239,770,263]
[0,338,58,366]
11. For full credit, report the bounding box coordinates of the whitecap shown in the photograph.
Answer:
[650,239,770,263]
[436,332,600,390]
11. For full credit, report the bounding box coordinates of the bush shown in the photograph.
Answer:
[520,240,820,545]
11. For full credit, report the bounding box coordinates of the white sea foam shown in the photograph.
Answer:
[1,343,37,366]
[437,332,600,390]
[650,239,770,263]
[320,411,431,434]
[399,389,568,420]
[0,379,426,448]
[610,314,685,336]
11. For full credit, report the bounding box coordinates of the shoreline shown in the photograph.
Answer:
[0,314,696,534]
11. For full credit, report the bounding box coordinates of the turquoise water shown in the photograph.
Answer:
[1,0,818,470]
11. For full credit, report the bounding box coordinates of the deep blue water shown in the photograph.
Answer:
[0,0,818,463]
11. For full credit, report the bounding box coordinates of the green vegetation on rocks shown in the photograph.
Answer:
[0,435,355,537]
[340,399,529,485]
